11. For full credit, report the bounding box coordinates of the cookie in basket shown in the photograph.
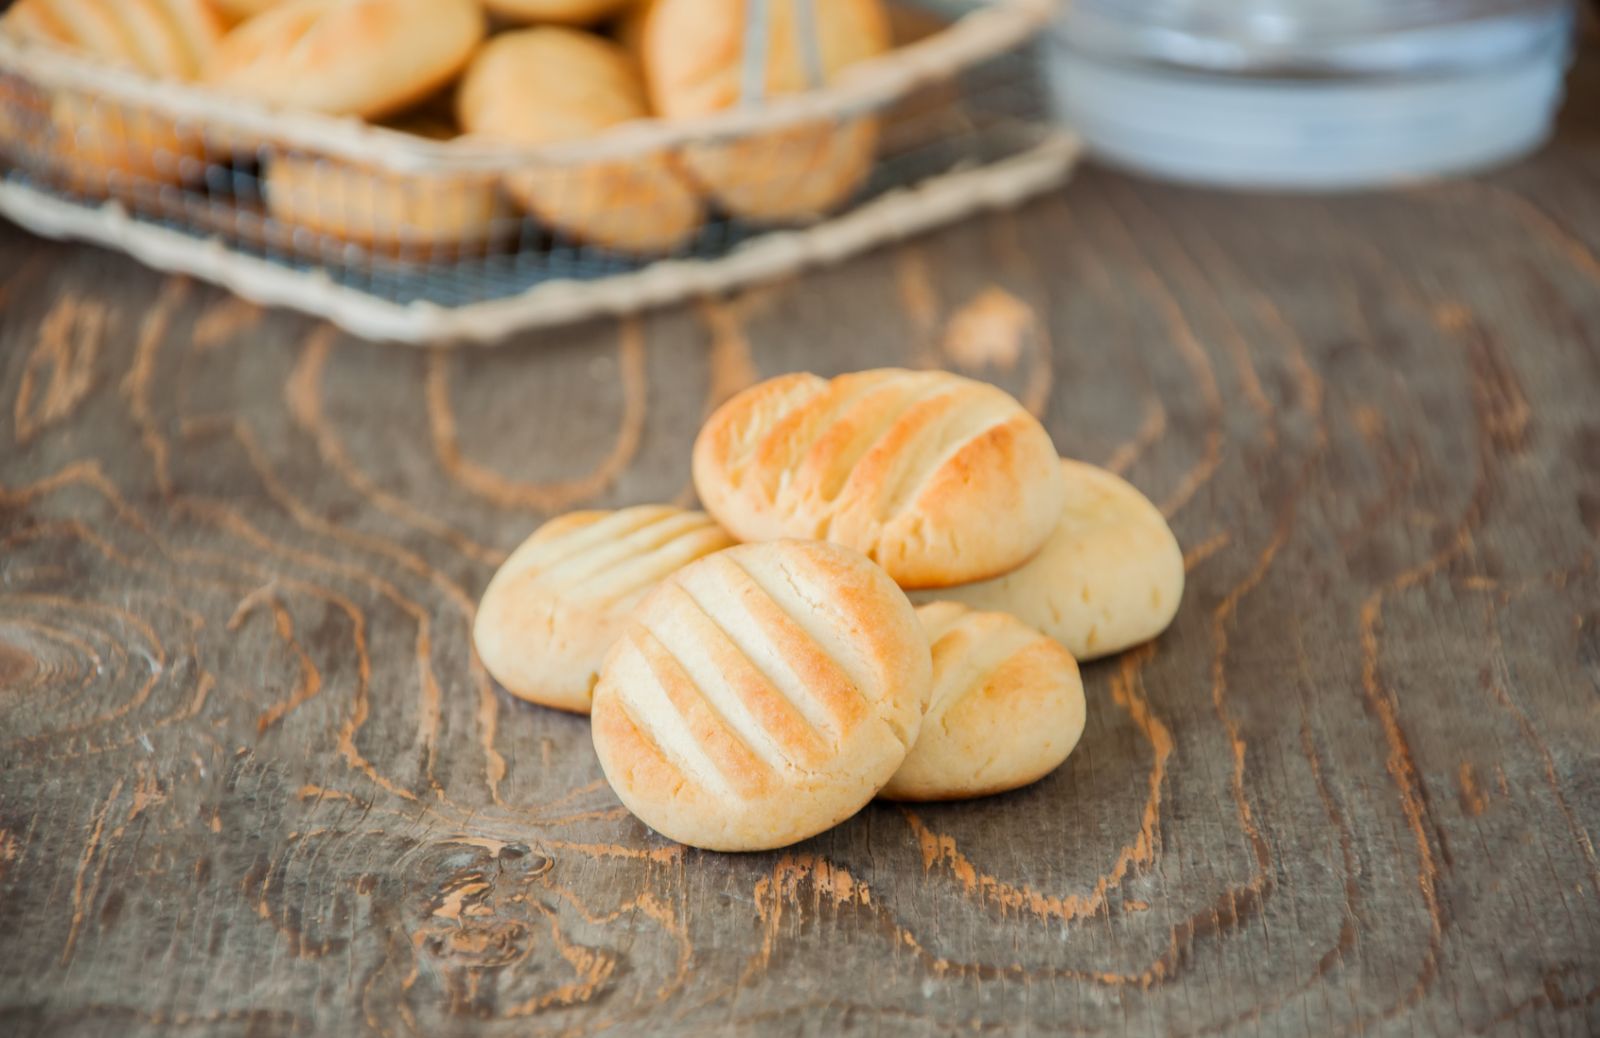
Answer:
[263,112,513,256]
[474,506,736,715]
[638,0,891,223]
[910,460,1185,660]
[692,369,1065,588]
[879,601,1085,801]
[482,0,633,28]
[204,0,484,120]
[210,0,291,23]
[590,540,931,851]
[456,27,702,254]
[0,0,225,193]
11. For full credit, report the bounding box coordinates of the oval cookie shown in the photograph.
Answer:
[473,506,735,714]
[638,0,891,222]
[692,369,1065,589]
[456,27,703,254]
[204,0,485,120]
[591,540,931,851]
[880,602,1085,801]
[2,0,224,188]
[911,460,1184,660]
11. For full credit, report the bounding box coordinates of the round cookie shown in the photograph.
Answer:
[639,0,890,222]
[210,0,291,22]
[590,539,931,851]
[680,118,879,225]
[203,0,484,120]
[456,27,702,254]
[880,601,1085,801]
[910,460,1184,660]
[474,506,735,715]
[692,369,1065,589]
[264,114,511,252]
[1,0,225,189]
[482,0,633,27]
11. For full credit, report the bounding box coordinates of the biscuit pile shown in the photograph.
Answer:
[476,368,1184,851]
[0,0,891,253]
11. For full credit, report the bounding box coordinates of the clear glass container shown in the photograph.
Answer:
[1047,0,1576,188]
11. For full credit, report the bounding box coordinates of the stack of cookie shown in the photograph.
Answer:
[0,0,891,254]
[476,369,1184,851]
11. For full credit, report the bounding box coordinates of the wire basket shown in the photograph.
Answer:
[0,0,1076,345]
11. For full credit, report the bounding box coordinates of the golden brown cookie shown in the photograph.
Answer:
[1,0,225,189]
[692,369,1065,588]
[880,601,1085,801]
[204,0,484,120]
[639,0,891,222]
[482,0,634,27]
[910,460,1184,660]
[474,506,736,715]
[264,114,511,252]
[456,27,702,254]
[210,0,291,23]
[590,539,930,851]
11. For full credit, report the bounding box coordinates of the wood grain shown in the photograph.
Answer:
[3,47,1600,1038]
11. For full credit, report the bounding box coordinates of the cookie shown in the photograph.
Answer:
[210,0,290,22]
[1,0,224,188]
[456,27,702,254]
[482,0,633,27]
[638,0,890,222]
[880,601,1085,801]
[911,460,1184,660]
[264,114,510,252]
[204,0,484,120]
[692,369,1065,588]
[590,539,931,851]
[474,506,736,715]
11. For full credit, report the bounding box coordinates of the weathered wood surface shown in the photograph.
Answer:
[4,50,1600,1038]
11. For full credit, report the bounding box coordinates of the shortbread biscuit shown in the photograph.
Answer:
[211,0,290,23]
[641,0,888,117]
[911,460,1184,660]
[482,0,633,27]
[1,0,224,188]
[591,539,931,851]
[474,506,735,715]
[692,369,1065,588]
[204,0,484,120]
[640,0,890,222]
[680,118,879,224]
[880,601,1085,801]
[456,27,702,254]
[264,115,511,252]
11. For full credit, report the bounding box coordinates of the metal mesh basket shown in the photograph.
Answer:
[0,0,1076,344]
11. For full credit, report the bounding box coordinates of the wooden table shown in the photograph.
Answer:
[4,49,1599,1038]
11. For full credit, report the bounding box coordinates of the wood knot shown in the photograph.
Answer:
[499,844,553,877]
[0,640,36,689]
[423,919,532,970]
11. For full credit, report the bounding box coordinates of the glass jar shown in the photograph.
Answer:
[1047,0,1577,188]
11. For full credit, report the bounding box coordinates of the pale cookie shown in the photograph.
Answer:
[910,460,1184,660]
[456,27,702,254]
[638,0,890,222]
[1,0,224,188]
[692,369,1065,589]
[265,114,511,252]
[482,0,633,27]
[210,0,291,23]
[880,601,1085,801]
[474,506,735,715]
[204,0,484,120]
[591,540,931,851]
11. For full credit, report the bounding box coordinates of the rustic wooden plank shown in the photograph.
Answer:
[2,45,1599,1038]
